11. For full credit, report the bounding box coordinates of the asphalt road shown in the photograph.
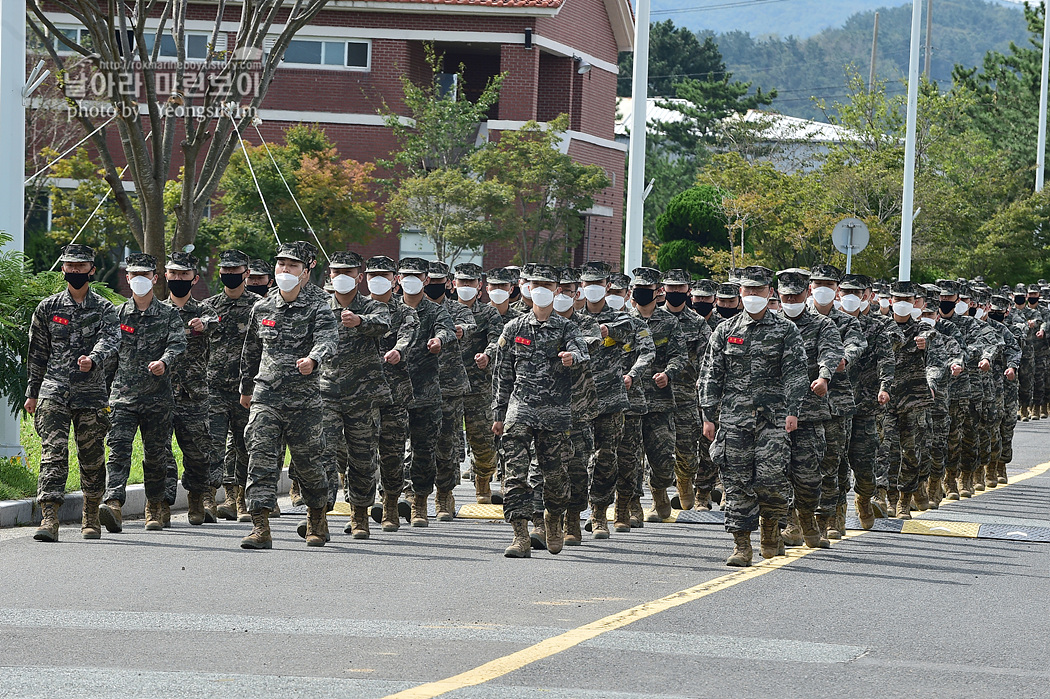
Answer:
[1,421,1048,699]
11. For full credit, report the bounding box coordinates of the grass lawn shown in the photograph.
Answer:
[0,412,184,501]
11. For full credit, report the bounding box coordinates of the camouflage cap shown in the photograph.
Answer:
[520,263,536,281]
[630,267,661,286]
[840,273,869,291]
[890,280,918,298]
[579,260,611,282]
[559,267,580,285]
[398,256,430,275]
[365,256,396,274]
[427,260,449,279]
[1040,279,1048,285]
[972,287,991,304]
[275,241,317,265]
[920,283,941,301]
[958,283,973,299]
[776,270,809,295]
[661,268,691,285]
[716,282,740,298]
[58,243,95,263]
[1042,287,1050,299]
[809,262,842,283]
[329,251,363,270]
[609,273,631,290]
[727,268,743,283]
[165,250,198,271]
[218,249,250,268]
[525,263,560,283]
[124,252,157,273]
[1028,284,1041,294]
[740,265,774,288]
[691,279,717,296]
[935,279,959,296]
[248,258,273,276]
[485,267,516,284]
[1014,283,1027,294]
[990,294,1010,310]
[454,262,483,280]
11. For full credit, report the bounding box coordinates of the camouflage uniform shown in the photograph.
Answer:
[699,268,808,534]
[1012,287,1038,413]
[27,245,120,505]
[987,305,1020,479]
[104,255,187,506]
[923,306,963,486]
[997,300,1025,473]
[689,280,721,496]
[558,300,602,512]
[240,243,337,512]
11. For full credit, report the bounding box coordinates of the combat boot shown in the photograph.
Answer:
[855,495,875,530]
[798,510,828,549]
[945,473,960,500]
[781,510,804,547]
[475,477,492,504]
[759,517,782,559]
[236,487,252,522]
[726,531,753,567]
[613,497,631,533]
[216,486,238,520]
[973,464,985,492]
[694,489,712,511]
[82,495,102,540]
[895,492,912,520]
[960,472,974,498]
[544,510,565,555]
[629,496,645,528]
[145,500,164,531]
[830,504,847,539]
[435,490,455,522]
[202,488,218,523]
[240,510,272,549]
[816,513,833,542]
[928,477,942,509]
[98,499,123,533]
[305,506,328,547]
[161,501,172,528]
[591,505,610,539]
[187,491,206,526]
[289,479,304,507]
[647,487,672,523]
[410,492,429,528]
[346,505,370,540]
[873,487,890,518]
[33,502,60,542]
[564,511,582,546]
[381,492,401,532]
[530,513,547,550]
[985,467,999,489]
[676,476,695,511]
[504,519,531,558]
[1020,405,1030,422]
[996,462,1008,484]
[913,481,930,511]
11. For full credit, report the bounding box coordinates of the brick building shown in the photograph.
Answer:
[42,0,633,269]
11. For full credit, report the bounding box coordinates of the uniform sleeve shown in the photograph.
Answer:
[1002,323,1021,370]
[564,318,591,365]
[661,320,688,382]
[874,327,895,395]
[199,303,220,330]
[160,306,188,370]
[492,325,515,423]
[925,331,952,396]
[453,303,478,342]
[356,300,391,338]
[604,314,634,343]
[239,307,262,397]
[25,301,51,399]
[87,300,121,372]
[816,320,845,382]
[973,320,999,363]
[840,316,867,369]
[308,299,340,367]
[483,308,505,362]
[698,324,726,419]
[628,320,656,382]
[432,304,457,347]
[780,322,809,419]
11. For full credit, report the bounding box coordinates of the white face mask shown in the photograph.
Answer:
[553,293,574,313]
[840,294,861,313]
[811,286,837,307]
[975,307,987,320]
[910,307,922,320]
[530,286,554,308]
[781,302,806,318]
[833,299,842,310]
[487,288,510,305]
[954,301,969,316]
[806,296,815,309]
[275,272,301,293]
[860,300,871,312]
[331,274,356,294]
[582,284,606,303]
[520,282,532,300]
[606,294,626,311]
[128,275,154,297]
[456,286,478,302]
[879,298,891,309]
[892,300,914,317]
[741,295,769,315]
[400,276,424,296]
[920,315,936,327]
[367,276,393,296]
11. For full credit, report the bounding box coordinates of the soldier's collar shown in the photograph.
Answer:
[59,287,100,307]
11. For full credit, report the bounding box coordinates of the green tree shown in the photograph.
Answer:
[618,21,727,98]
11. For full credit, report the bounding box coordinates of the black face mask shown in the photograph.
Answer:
[967,307,977,317]
[632,288,656,306]
[509,285,521,301]
[694,301,714,317]
[168,279,194,298]
[1028,298,1040,306]
[939,300,955,315]
[425,282,447,301]
[220,272,244,289]
[990,311,1006,323]
[64,271,91,290]
[247,284,270,296]
[717,305,741,319]
[1015,295,1026,305]
[665,291,688,308]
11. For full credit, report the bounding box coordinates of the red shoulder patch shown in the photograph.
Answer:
[261,319,276,327]
[728,336,744,345]
[51,315,69,325]
[514,336,531,346]
[120,324,135,334]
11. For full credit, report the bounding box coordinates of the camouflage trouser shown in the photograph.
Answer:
[377,405,408,496]
[500,423,569,522]
[787,420,825,514]
[711,419,791,533]
[1001,387,1019,465]
[244,403,328,511]
[641,410,676,492]
[845,413,878,499]
[588,411,624,509]
[695,432,718,492]
[565,422,594,512]
[1019,355,1035,408]
[324,399,378,507]
[462,392,497,481]
[617,414,643,500]
[817,416,849,516]
[924,407,950,481]
[104,402,173,505]
[168,402,212,499]
[960,400,985,476]
[885,407,925,494]
[208,392,249,488]
[407,406,440,496]
[875,406,890,489]
[945,399,970,480]
[34,400,110,504]
[436,397,464,493]
[673,406,700,484]
[984,396,1003,471]
[1036,353,1049,407]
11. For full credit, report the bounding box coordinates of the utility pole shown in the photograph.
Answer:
[899,0,923,282]
[623,0,650,274]
[1037,1,1050,193]
[924,0,933,78]
[869,12,879,91]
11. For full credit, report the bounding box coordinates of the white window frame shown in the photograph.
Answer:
[50,24,213,62]
[50,25,91,54]
[141,30,213,62]
[278,37,371,72]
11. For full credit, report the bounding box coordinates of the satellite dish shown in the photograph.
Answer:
[832,218,869,255]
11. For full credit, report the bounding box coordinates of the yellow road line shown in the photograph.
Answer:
[913,460,1050,520]
[384,459,1050,699]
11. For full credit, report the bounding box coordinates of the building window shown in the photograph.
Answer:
[281,39,370,70]
[143,32,210,60]
[50,26,93,52]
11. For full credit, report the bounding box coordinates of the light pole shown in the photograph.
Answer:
[898,0,923,282]
[1037,1,1050,194]
[623,0,649,274]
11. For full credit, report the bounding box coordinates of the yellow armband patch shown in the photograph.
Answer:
[498,336,507,348]
[603,336,617,347]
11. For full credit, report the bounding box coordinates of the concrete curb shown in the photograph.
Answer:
[0,469,293,528]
